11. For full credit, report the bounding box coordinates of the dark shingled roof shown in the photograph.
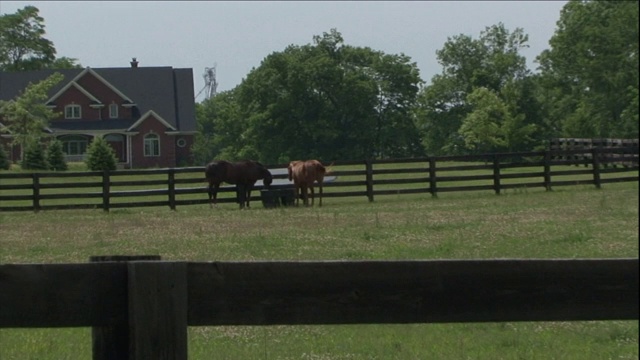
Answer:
[0,66,196,132]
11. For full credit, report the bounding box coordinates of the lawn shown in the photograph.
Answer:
[0,180,638,359]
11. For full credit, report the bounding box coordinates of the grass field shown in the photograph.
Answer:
[0,180,638,359]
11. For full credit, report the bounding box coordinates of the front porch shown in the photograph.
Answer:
[57,133,129,167]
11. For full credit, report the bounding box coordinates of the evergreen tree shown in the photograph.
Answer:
[0,145,11,170]
[21,140,48,170]
[85,137,117,171]
[45,139,67,171]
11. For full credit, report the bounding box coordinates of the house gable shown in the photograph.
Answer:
[47,67,140,122]
[47,82,101,107]
[129,110,178,168]
[48,67,135,105]
[128,110,176,132]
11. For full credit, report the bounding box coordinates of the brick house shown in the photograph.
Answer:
[0,59,197,168]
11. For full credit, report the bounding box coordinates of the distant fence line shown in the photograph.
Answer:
[0,147,638,212]
[0,256,638,359]
[550,138,639,166]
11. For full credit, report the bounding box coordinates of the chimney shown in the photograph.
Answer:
[130,57,139,68]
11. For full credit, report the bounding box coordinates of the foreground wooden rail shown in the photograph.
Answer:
[1,257,638,359]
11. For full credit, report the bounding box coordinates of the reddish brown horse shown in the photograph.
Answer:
[205,160,273,209]
[287,159,327,207]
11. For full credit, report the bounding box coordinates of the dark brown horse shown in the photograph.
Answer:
[205,160,273,209]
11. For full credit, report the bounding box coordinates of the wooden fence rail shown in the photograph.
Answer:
[0,256,638,359]
[0,147,638,212]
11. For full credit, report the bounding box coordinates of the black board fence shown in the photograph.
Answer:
[550,138,639,167]
[0,256,638,359]
[0,147,638,212]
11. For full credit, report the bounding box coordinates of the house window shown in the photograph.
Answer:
[176,138,186,148]
[144,133,160,157]
[65,104,81,119]
[109,104,118,118]
[59,135,89,155]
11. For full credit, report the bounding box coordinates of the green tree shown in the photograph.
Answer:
[45,138,67,171]
[536,0,639,138]
[459,86,537,153]
[0,145,11,170]
[415,23,542,155]
[192,89,248,164]
[48,57,82,69]
[0,72,64,158]
[221,29,423,163]
[21,140,47,170]
[85,137,117,171]
[0,6,81,71]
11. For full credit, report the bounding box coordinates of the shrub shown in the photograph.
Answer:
[46,139,68,171]
[85,137,117,171]
[21,141,48,170]
[0,145,10,170]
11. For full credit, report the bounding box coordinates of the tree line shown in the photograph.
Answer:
[194,1,638,164]
[1,2,638,169]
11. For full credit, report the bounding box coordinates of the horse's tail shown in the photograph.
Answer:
[288,160,303,181]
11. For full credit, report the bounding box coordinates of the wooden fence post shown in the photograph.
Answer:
[492,154,501,195]
[428,158,437,197]
[102,170,110,212]
[544,149,552,191]
[90,255,162,360]
[128,261,188,359]
[168,168,176,211]
[365,159,374,202]
[32,172,40,213]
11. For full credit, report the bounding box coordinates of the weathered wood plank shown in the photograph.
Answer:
[372,177,430,186]
[187,259,639,326]
[128,261,187,360]
[90,256,161,360]
[372,188,431,196]
[0,263,128,327]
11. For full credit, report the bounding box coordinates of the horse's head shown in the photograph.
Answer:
[262,168,273,188]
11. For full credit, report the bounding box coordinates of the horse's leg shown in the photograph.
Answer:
[302,183,309,207]
[246,184,253,209]
[237,184,246,209]
[294,183,300,206]
[209,182,220,208]
[309,185,315,206]
[208,181,214,208]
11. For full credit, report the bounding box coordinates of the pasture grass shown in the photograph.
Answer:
[0,181,638,359]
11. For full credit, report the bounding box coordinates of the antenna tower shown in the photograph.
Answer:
[195,64,218,101]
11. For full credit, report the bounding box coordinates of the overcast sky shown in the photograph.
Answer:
[2,1,567,101]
